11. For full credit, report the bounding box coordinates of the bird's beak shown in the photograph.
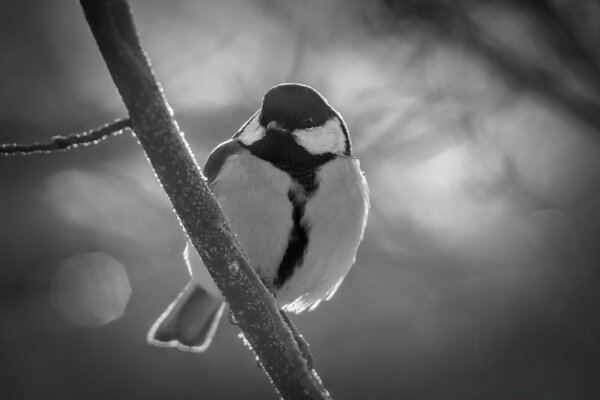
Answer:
[266,120,289,135]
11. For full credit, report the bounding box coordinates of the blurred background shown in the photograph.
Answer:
[2,0,600,399]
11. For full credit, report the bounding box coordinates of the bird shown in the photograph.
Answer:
[147,83,369,352]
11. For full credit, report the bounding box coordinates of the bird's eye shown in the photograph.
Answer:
[301,116,315,129]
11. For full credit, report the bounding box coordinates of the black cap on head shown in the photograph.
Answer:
[259,83,335,130]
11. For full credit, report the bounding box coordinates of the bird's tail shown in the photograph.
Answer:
[147,281,225,352]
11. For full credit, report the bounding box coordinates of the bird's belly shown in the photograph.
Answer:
[201,152,368,314]
[277,157,369,313]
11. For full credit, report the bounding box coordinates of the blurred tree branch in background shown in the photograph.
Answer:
[381,0,600,135]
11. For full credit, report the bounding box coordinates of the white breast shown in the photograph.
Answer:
[187,149,292,296]
[188,149,369,313]
[210,149,293,282]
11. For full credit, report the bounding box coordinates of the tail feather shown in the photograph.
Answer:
[147,282,225,352]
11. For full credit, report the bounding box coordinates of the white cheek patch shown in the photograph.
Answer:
[293,118,346,155]
[237,114,265,146]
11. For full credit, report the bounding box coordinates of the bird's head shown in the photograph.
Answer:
[236,83,351,169]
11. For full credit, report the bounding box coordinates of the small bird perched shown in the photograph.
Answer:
[147,83,369,352]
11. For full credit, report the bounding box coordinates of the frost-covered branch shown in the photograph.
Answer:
[0,118,130,156]
[78,1,330,399]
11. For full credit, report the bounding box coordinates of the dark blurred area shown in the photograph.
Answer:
[2,0,600,399]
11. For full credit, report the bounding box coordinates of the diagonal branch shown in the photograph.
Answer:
[78,1,330,399]
[0,118,130,156]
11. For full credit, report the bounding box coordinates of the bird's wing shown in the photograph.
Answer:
[232,109,260,139]
[202,139,244,185]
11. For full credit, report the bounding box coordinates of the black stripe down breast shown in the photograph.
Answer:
[274,186,310,288]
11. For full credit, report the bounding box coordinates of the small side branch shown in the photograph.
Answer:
[0,118,131,156]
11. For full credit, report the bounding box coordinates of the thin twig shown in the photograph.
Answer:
[0,118,130,156]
